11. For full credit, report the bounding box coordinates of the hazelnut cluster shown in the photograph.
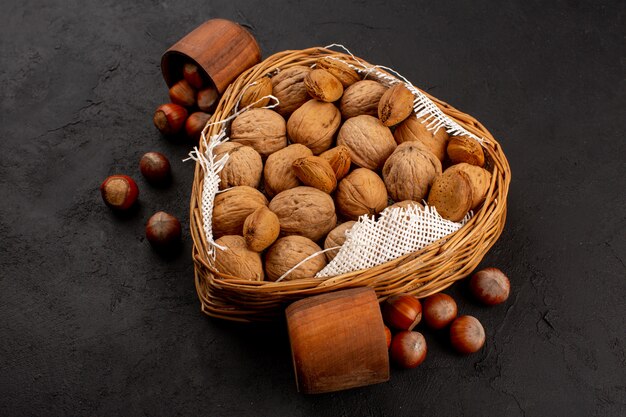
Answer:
[381,268,510,369]
[153,61,218,142]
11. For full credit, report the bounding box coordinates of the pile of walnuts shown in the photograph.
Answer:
[211,57,491,282]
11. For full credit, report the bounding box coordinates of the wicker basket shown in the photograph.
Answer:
[190,47,511,322]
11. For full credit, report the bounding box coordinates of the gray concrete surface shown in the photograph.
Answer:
[1,0,625,415]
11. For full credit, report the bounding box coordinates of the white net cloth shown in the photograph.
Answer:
[187,45,481,277]
[316,205,469,278]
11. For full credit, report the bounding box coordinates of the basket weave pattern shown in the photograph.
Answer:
[190,47,511,322]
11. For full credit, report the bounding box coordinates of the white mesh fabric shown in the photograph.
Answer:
[316,205,470,278]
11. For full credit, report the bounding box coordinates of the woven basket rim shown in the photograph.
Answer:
[189,46,511,322]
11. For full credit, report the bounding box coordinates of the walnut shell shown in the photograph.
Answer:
[304,69,344,102]
[447,136,485,167]
[265,236,327,281]
[287,100,341,155]
[446,163,492,209]
[382,141,442,202]
[319,145,351,181]
[230,108,287,158]
[337,115,397,170]
[378,84,414,126]
[213,141,241,157]
[239,77,273,109]
[324,221,356,262]
[214,235,264,281]
[263,144,313,197]
[339,80,387,119]
[336,168,388,220]
[243,206,280,252]
[212,186,268,238]
[268,186,337,241]
[393,115,450,161]
[292,156,337,194]
[315,57,360,88]
[427,170,473,222]
[386,200,424,211]
[271,65,312,117]
[213,142,263,190]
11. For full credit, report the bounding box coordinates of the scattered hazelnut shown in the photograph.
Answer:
[185,112,211,142]
[470,267,511,305]
[450,315,485,354]
[145,211,181,248]
[382,294,422,331]
[422,293,458,330]
[390,331,427,368]
[153,103,188,135]
[139,152,171,185]
[100,175,138,211]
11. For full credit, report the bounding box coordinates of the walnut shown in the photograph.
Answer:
[239,77,273,109]
[315,57,360,88]
[378,83,414,126]
[213,142,263,190]
[304,69,344,102]
[230,108,287,158]
[447,136,485,167]
[427,170,473,222]
[243,206,280,252]
[271,65,312,117]
[268,186,337,241]
[265,236,327,281]
[382,141,442,202]
[212,186,268,238]
[214,235,264,281]
[386,200,424,211]
[393,115,449,162]
[339,80,387,119]
[324,221,356,262]
[445,163,492,209]
[263,144,313,197]
[287,100,341,155]
[336,168,388,220]
[337,115,397,170]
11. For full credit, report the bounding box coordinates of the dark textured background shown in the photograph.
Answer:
[1,0,625,416]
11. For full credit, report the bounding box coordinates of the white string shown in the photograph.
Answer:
[274,247,338,282]
[315,204,471,278]
[199,94,280,140]
[184,93,281,259]
[323,44,484,143]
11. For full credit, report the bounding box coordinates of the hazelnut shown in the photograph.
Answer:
[100,175,139,211]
